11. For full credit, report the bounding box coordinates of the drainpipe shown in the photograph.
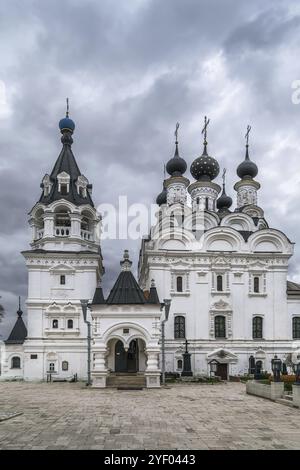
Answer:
[80,299,92,386]
[160,299,171,386]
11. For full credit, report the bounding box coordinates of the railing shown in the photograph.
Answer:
[81,229,93,241]
[55,226,70,237]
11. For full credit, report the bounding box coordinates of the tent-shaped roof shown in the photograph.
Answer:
[5,300,27,344]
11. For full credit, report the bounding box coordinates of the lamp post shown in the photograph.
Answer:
[80,299,92,386]
[161,298,171,386]
[271,354,282,383]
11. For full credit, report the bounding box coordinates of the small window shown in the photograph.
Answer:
[196,197,199,205]
[67,319,73,329]
[49,362,55,372]
[62,361,69,371]
[293,317,300,339]
[215,316,226,338]
[123,328,129,334]
[176,276,183,292]
[253,316,263,339]
[254,276,260,293]
[79,187,85,197]
[60,275,66,285]
[205,197,209,210]
[60,184,68,195]
[177,359,183,370]
[30,354,38,359]
[52,319,58,329]
[174,316,185,339]
[216,275,223,292]
[11,356,21,369]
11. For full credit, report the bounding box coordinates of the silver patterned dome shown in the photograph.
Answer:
[190,144,220,181]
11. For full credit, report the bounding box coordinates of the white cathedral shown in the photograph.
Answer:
[1,110,300,388]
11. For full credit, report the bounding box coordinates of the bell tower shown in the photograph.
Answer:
[22,102,103,381]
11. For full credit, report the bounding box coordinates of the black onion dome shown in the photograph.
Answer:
[237,145,258,179]
[156,183,167,205]
[190,144,220,181]
[166,143,187,177]
[217,187,232,211]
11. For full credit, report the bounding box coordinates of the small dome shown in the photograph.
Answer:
[217,190,232,211]
[166,143,187,177]
[59,117,75,133]
[237,146,258,179]
[190,146,220,181]
[156,185,167,205]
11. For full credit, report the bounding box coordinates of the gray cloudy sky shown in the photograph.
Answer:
[1,0,300,338]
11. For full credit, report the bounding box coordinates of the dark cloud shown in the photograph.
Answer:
[1,0,300,338]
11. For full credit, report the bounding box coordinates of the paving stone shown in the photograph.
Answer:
[0,382,299,449]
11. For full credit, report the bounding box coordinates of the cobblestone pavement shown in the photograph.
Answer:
[0,381,299,450]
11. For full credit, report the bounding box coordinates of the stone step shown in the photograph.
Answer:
[283,394,293,401]
[106,374,146,388]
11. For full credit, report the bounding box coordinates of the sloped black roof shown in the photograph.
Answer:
[147,284,160,304]
[106,270,146,305]
[287,280,300,295]
[39,128,94,207]
[5,304,27,344]
[92,286,105,304]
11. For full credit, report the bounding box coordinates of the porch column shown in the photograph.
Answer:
[145,347,161,388]
[91,347,108,388]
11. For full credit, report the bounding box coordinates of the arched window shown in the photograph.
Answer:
[11,356,21,369]
[253,316,263,339]
[215,316,226,338]
[216,275,223,292]
[254,276,260,293]
[177,359,183,370]
[174,316,185,339]
[176,276,183,292]
[62,361,69,371]
[67,319,73,329]
[293,317,300,339]
[54,207,71,236]
[49,362,55,372]
[52,319,58,329]
[205,197,209,210]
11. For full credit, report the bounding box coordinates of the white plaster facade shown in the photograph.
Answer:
[2,117,300,385]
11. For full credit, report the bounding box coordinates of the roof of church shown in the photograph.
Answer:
[106,270,147,305]
[5,299,27,344]
[39,112,94,207]
[92,285,106,304]
[92,251,160,306]
[287,281,300,294]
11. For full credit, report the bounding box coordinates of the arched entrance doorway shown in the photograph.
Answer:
[115,339,139,373]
